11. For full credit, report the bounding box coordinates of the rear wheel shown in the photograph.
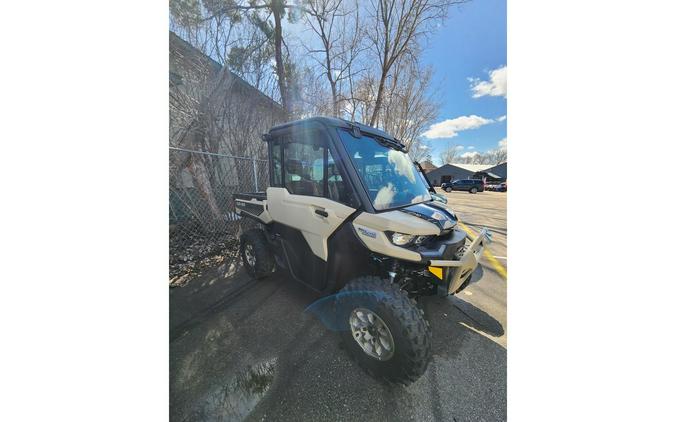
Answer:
[470,187,478,194]
[240,229,275,279]
[336,276,431,385]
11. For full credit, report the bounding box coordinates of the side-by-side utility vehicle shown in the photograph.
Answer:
[234,117,489,385]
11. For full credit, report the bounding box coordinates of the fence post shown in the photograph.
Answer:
[252,158,259,192]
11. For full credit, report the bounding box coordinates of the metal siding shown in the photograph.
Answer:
[426,164,475,185]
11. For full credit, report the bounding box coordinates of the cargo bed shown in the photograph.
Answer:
[233,191,271,224]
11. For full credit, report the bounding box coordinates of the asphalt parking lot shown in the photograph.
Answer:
[170,190,507,422]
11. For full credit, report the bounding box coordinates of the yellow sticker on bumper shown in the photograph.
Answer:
[428,266,443,280]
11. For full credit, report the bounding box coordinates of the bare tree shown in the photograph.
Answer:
[170,0,242,65]
[198,0,322,116]
[381,56,438,145]
[440,144,462,164]
[303,0,365,117]
[408,141,431,162]
[480,146,507,165]
[225,15,279,97]
[364,0,463,126]
[170,0,279,102]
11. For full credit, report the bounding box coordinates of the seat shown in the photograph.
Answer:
[286,159,319,196]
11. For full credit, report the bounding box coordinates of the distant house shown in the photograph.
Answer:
[419,160,437,171]
[473,162,507,182]
[426,162,507,186]
[426,164,477,186]
[451,163,493,173]
[485,162,507,179]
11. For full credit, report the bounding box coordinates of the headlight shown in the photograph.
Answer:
[390,232,417,246]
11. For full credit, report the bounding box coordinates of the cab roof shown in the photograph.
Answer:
[266,116,401,147]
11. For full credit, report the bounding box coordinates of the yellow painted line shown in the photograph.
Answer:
[457,220,508,280]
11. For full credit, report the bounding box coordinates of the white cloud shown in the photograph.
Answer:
[498,138,507,150]
[457,145,465,150]
[497,115,506,122]
[387,150,415,183]
[422,115,494,139]
[373,183,396,209]
[460,151,480,159]
[468,146,475,149]
[470,66,507,98]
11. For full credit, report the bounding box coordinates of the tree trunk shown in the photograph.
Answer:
[323,43,339,117]
[272,0,291,115]
[189,154,224,224]
[330,80,339,117]
[369,69,388,127]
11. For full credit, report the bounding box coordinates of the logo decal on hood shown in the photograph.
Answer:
[357,227,377,239]
[401,203,457,231]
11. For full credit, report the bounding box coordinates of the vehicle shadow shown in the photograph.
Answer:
[420,264,505,354]
[170,262,254,342]
[171,272,506,421]
[422,294,504,358]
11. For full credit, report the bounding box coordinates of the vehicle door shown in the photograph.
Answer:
[266,127,358,291]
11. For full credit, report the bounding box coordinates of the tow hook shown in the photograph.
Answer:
[481,228,493,243]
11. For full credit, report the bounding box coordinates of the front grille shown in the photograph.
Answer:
[413,228,467,261]
[454,243,469,259]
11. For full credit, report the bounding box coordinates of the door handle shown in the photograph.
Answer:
[314,209,328,217]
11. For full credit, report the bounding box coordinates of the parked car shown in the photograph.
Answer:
[485,182,505,191]
[444,179,485,194]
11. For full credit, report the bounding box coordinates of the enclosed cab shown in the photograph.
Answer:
[234,117,489,384]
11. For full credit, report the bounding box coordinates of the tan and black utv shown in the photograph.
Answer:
[234,117,489,385]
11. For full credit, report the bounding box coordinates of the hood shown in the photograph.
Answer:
[399,202,457,232]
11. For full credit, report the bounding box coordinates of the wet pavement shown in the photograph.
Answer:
[170,191,507,421]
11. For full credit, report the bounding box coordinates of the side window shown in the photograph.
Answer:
[283,134,325,196]
[270,141,282,187]
[279,130,357,206]
[326,149,354,205]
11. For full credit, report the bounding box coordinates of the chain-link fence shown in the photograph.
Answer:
[169,147,268,286]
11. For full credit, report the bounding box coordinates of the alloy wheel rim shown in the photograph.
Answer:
[349,308,395,361]
[244,244,256,267]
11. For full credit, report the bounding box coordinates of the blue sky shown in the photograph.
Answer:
[420,0,507,165]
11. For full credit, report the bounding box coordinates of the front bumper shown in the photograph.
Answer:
[427,228,491,295]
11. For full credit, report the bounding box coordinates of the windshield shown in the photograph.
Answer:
[338,129,432,210]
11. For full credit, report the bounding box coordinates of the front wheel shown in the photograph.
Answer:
[444,187,452,193]
[240,228,275,279]
[336,276,431,385]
